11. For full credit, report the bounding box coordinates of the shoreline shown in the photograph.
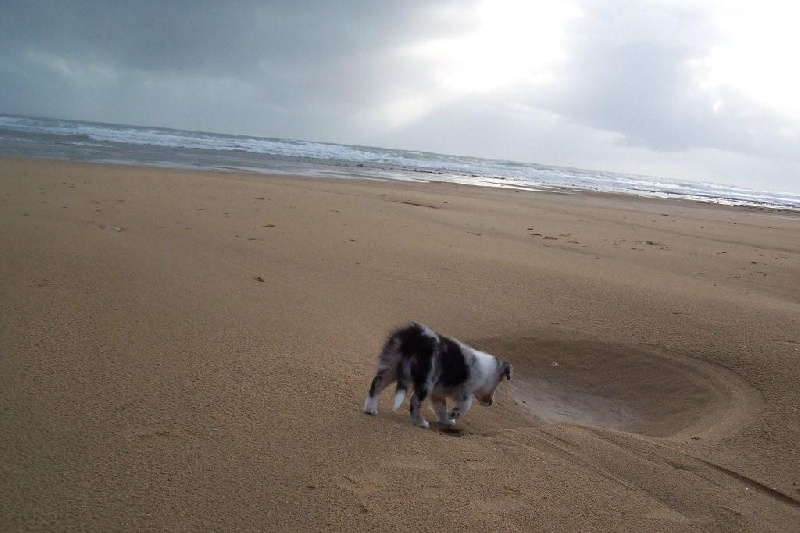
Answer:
[3,145,799,212]
[2,157,798,529]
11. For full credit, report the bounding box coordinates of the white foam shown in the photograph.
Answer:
[2,114,799,210]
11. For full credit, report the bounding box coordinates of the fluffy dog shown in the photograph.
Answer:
[363,323,512,429]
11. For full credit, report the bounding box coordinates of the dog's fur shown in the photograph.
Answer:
[363,323,512,429]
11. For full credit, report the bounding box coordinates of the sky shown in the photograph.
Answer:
[1,0,799,193]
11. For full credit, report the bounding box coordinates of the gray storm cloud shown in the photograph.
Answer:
[1,0,798,192]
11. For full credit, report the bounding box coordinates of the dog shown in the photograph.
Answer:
[363,323,512,429]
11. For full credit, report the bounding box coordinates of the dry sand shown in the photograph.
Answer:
[1,157,798,530]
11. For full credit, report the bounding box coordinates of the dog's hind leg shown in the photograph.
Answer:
[363,367,395,415]
[430,394,455,428]
[391,358,412,411]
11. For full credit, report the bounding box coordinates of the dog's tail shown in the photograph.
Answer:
[392,359,411,411]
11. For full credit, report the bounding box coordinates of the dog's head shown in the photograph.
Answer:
[475,360,513,407]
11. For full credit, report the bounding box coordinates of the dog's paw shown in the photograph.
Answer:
[439,424,462,435]
[414,419,430,429]
[363,398,378,415]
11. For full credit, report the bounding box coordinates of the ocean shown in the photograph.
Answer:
[1,114,798,210]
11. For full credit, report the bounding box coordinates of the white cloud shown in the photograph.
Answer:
[704,1,800,121]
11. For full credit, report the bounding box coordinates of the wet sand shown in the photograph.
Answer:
[1,158,799,530]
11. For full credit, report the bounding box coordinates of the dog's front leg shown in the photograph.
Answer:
[430,395,456,428]
[409,393,430,429]
[448,394,473,420]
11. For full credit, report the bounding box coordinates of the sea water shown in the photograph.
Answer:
[1,114,798,211]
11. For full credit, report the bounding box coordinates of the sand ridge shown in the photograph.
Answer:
[480,334,764,439]
[1,158,799,530]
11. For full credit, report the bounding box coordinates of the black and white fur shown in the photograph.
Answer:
[363,323,512,429]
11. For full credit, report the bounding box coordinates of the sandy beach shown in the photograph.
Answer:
[1,157,798,530]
